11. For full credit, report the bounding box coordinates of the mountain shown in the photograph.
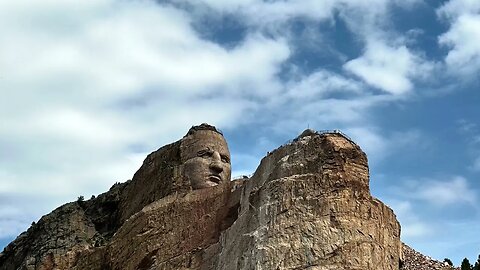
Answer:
[0,124,443,269]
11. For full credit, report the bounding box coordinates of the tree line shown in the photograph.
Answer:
[444,255,480,270]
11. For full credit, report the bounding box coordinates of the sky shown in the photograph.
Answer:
[0,0,479,265]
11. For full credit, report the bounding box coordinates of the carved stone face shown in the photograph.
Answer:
[181,130,231,189]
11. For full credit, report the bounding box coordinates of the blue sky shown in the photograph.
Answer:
[0,0,479,265]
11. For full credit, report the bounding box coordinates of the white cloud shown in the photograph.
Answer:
[283,70,364,100]
[439,14,480,75]
[437,0,480,76]
[169,0,434,98]
[409,176,477,206]
[0,0,291,145]
[437,0,480,19]
[419,177,475,205]
[344,41,432,94]
[0,1,290,101]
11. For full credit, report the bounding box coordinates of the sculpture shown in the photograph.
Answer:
[181,124,231,189]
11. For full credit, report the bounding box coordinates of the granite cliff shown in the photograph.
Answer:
[0,124,438,269]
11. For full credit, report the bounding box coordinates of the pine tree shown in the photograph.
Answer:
[461,257,472,270]
[473,254,480,270]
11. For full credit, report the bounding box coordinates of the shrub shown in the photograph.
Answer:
[444,258,454,266]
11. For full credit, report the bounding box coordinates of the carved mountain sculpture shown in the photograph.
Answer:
[0,124,404,270]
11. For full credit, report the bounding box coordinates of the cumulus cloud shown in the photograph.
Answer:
[437,0,480,76]
[439,14,480,75]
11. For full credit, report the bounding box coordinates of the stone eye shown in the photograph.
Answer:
[197,150,211,158]
[221,155,230,163]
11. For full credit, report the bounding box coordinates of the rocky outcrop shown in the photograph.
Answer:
[0,180,129,270]
[215,131,401,270]
[0,202,96,270]
[1,126,404,270]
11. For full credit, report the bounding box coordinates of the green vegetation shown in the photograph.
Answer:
[474,255,480,270]
[462,258,472,270]
[444,254,480,270]
[444,258,454,266]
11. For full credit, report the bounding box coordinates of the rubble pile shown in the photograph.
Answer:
[401,243,455,270]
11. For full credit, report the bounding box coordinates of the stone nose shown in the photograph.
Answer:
[209,152,223,173]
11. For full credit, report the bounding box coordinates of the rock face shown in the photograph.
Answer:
[215,131,401,270]
[1,125,403,270]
